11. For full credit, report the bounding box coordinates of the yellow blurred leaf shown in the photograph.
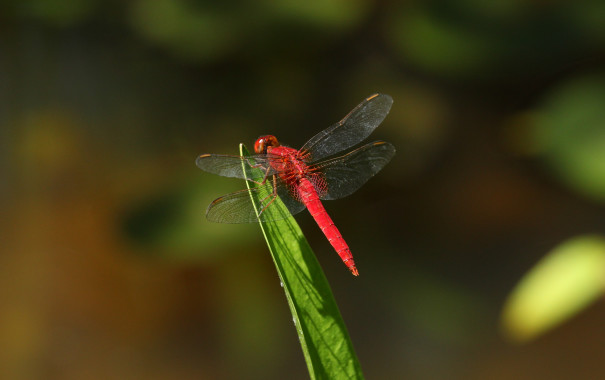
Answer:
[501,235,605,342]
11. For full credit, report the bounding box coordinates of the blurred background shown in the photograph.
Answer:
[2,0,605,379]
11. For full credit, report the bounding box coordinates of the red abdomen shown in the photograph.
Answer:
[266,145,359,276]
[297,178,358,276]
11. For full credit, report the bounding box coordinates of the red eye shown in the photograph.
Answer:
[254,135,279,153]
[253,137,265,154]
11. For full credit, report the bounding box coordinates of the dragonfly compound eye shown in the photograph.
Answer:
[254,135,280,153]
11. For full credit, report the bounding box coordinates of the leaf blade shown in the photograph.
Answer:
[240,143,364,379]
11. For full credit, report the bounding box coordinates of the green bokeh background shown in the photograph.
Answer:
[3,1,605,378]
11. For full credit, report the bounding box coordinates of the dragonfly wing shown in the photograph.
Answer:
[206,181,306,223]
[300,93,393,162]
[196,153,276,181]
[317,141,396,200]
[273,180,307,219]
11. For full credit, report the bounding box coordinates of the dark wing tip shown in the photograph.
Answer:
[372,141,397,163]
[372,140,396,151]
[195,154,210,169]
[367,93,393,103]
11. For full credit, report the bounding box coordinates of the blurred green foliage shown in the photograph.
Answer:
[3,0,605,379]
[128,0,368,62]
[530,74,605,201]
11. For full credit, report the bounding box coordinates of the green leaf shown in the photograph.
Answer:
[530,74,605,202]
[501,235,605,342]
[240,144,364,380]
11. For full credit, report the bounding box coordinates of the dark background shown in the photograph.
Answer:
[2,1,605,379]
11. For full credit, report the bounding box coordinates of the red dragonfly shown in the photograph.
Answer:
[196,93,395,276]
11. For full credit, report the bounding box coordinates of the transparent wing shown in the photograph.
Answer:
[300,93,393,162]
[315,141,396,200]
[205,177,306,223]
[196,153,279,181]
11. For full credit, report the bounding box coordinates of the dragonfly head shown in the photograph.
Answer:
[254,135,280,154]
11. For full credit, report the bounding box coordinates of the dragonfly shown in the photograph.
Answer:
[196,93,395,276]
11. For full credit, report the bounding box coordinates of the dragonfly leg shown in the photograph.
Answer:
[258,175,279,217]
[245,159,273,186]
